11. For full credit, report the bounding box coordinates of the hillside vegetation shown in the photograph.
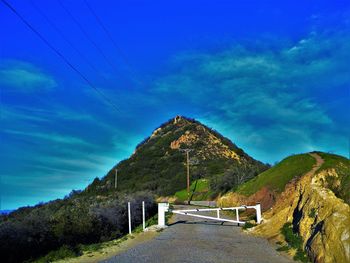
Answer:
[237,154,316,196]
[316,152,350,204]
[0,191,156,263]
[0,116,268,263]
[88,116,268,197]
[175,179,211,202]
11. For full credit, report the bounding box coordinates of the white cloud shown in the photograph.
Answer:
[152,32,349,162]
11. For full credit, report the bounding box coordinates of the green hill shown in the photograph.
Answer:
[237,153,316,196]
[236,152,349,202]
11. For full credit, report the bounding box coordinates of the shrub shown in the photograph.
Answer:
[308,208,316,218]
[280,223,309,262]
[242,222,256,229]
[0,192,157,263]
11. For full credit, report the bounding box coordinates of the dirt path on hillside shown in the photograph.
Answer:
[308,152,324,175]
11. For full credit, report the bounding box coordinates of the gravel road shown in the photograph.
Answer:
[102,205,293,263]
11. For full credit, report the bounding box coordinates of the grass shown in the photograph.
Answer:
[316,152,350,204]
[32,245,81,263]
[174,179,211,201]
[237,154,316,196]
[133,214,159,233]
[279,223,309,263]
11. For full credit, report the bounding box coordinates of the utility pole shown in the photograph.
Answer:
[114,169,117,189]
[180,149,193,205]
[186,150,190,203]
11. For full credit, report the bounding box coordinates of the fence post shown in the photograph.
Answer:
[142,201,145,231]
[158,203,169,227]
[128,202,132,234]
[236,208,239,222]
[255,203,262,224]
[217,209,220,219]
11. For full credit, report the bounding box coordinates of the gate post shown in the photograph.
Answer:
[255,203,262,224]
[158,203,169,227]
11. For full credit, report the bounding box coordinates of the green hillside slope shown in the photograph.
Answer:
[237,153,316,196]
[316,152,350,204]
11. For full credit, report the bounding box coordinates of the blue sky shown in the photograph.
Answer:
[0,0,349,210]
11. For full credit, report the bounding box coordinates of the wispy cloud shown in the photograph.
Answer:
[3,129,91,146]
[2,105,96,123]
[153,31,349,162]
[0,60,56,92]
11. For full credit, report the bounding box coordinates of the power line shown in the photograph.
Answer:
[29,0,99,73]
[1,0,120,112]
[83,0,142,85]
[57,0,121,76]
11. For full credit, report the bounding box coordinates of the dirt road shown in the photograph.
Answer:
[102,206,293,263]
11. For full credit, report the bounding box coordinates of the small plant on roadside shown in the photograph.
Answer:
[34,245,81,263]
[242,222,256,229]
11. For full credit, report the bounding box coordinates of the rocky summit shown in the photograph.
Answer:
[88,116,268,197]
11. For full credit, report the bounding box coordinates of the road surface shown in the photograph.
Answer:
[102,205,293,263]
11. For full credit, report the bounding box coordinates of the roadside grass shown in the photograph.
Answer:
[31,245,81,263]
[174,179,212,202]
[237,154,316,196]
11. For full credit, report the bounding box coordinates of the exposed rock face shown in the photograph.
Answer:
[220,153,350,263]
[170,131,199,150]
[169,128,241,161]
[218,154,350,263]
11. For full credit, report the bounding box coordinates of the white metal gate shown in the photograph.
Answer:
[157,203,262,226]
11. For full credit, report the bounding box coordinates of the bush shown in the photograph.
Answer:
[0,192,157,263]
[294,248,310,263]
[281,223,303,249]
[280,223,309,262]
[242,222,256,229]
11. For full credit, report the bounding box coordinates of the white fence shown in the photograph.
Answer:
[127,201,147,234]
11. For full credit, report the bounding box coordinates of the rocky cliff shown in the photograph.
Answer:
[218,152,350,263]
